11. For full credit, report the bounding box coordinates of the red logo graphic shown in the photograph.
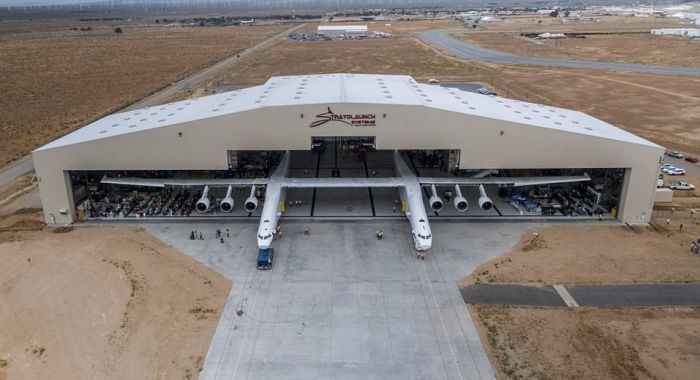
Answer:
[309,107,376,128]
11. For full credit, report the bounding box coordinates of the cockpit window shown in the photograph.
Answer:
[419,219,425,222]
[416,233,432,239]
[257,234,273,239]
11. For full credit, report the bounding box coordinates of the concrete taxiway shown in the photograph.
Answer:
[146,221,535,379]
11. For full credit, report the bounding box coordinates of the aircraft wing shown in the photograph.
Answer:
[101,176,269,188]
[419,173,591,187]
[282,177,405,188]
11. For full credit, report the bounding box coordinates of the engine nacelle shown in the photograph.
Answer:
[244,185,258,212]
[219,185,234,213]
[195,186,210,213]
[429,184,443,212]
[478,184,493,211]
[453,185,468,212]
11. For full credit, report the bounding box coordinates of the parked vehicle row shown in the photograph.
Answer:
[662,163,685,176]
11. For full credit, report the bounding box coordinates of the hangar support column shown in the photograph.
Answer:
[34,159,75,225]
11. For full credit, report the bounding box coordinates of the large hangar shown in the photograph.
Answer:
[33,73,663,249]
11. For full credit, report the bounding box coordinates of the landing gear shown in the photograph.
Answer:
[416,251,426,260]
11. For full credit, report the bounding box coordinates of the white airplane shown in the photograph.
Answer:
[101,151,590,253]
[239,18,255,25]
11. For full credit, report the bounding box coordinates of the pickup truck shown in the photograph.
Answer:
[669,182,695,190]
[257,248,275,270]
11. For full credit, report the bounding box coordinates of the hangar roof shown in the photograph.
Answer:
[317,25,368,32]
[36,73,659,151]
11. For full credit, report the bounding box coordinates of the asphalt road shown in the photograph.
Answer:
[418,31,700,76]
[0,157,34,188]
[461,283,700,307]
[569,284,700,307]
[461,284,566,307]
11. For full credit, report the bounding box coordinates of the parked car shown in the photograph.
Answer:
[666,150,684,159]
[685,156,698,163]
[662,166,676,174]
[670,182,695,190]
[476,87,496,96]
[667,168,686,176]
[257,248,275,270]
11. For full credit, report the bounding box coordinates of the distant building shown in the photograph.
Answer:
[317,25,368,38]
[651,28,700,38]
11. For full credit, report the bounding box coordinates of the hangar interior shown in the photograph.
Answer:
[70,137,623,220]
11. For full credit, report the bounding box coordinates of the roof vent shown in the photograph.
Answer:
[524,116,532,120]
[385,95,393,99]
[168,113,174,116]
[254,100,261,103]
[584,126,593,131]
[554,121,562,125]
[177,107,183,111]
[468,106,476,110]
[158,119,166,122]
[128,124,136,128]
[572,121,580,124]
[124,117,131,121]
[140,118,147,122]
[111,123,119,127]
[543,116,551,119]
[99,130,107,134]
[212,109,219,112]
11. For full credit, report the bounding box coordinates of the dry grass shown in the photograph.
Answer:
[482,66,700,155]
[475,15,691,33]
[456,32,700,67]
[213,37,488,86]
[464,223,700,286]
[473,304,700,380]
[0,24,286,167]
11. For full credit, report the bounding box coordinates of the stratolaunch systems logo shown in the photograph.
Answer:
[309,107,376,128]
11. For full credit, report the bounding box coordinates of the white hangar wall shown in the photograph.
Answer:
[33,102,664,225]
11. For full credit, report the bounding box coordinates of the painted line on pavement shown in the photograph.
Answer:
[553,285,579,308]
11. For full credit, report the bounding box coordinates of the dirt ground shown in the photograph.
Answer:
[475,15,691,33]
[463,223,700,286]
[483,66,700,155]
[472,305,700,380]
[0,23,286,167]
[0,188,232,380]
[211,36,488,86]
[457,32,700,67]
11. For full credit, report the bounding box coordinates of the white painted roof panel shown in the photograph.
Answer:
[36,73,659,151]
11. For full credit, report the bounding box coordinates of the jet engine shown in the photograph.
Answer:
[478,184,493,211]
[219,185,234,213]
[195,186,210,213]
[429,184,443,212]
[453,185,468,212]
[244,185,259,212]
